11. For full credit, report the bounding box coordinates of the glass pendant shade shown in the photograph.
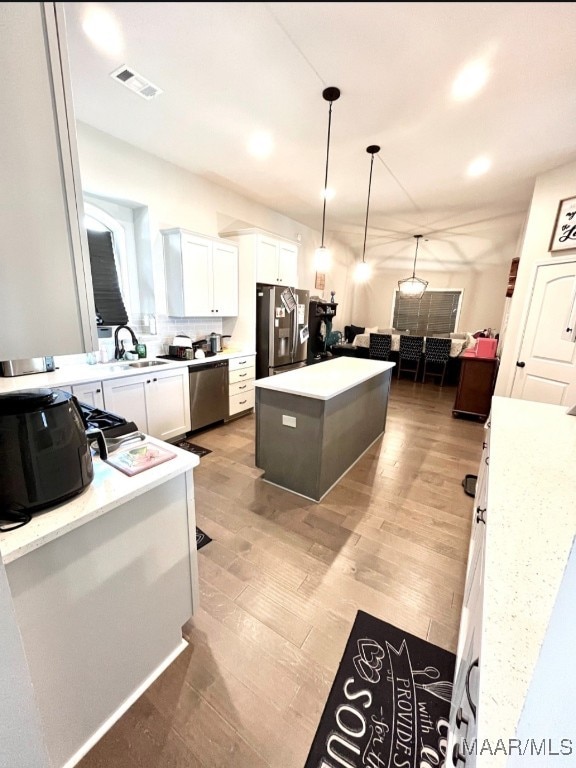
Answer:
[314,245,331,272]
[354,260,371,282]
[398,234,428,299]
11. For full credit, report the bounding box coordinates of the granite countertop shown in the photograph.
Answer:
[479,396,576,764]
[0,349,256,395]
[254,357,395,400]
[0,437,199,565]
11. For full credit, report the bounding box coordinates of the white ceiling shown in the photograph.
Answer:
[63,2,576,273]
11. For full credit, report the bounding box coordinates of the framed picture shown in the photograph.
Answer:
[549,196,576,252]
[315,271,325,290]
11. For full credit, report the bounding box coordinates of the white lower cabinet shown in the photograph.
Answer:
[449,419,490,767]
[227,355,255,418]
[103,368,190,441]
[71,380,104,409]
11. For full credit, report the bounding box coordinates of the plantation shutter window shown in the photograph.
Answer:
[86,229,129,326]
[393,290,461,335]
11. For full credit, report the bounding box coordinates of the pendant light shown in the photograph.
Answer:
[314,86,340,272]
[355,144,380,283]
[398,235,428,298]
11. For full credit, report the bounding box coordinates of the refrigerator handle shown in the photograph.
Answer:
[291,301,296,362]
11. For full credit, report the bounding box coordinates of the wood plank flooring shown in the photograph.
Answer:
[79,377,484,768]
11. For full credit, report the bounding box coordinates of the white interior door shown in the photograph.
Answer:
[511,261,576,404]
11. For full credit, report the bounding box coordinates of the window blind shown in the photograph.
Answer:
[393,290,461,335]
[86,229,128,326]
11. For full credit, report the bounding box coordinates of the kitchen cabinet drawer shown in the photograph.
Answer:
[229,379,254,398]
[71,380,104,410]
[229,366,255,385]
[229,389,255,416]
[229,355,255,371]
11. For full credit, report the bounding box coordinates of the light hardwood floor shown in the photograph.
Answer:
[79,377,485,768]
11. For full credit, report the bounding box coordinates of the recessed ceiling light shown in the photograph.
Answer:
[467,155,492,177]
[322,187,335,201]
[82,5,124,58]
[247,131,274,159]
[452,59,489,101]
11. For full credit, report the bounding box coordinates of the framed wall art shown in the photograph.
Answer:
[549,196,576,252]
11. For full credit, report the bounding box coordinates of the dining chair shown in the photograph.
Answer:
[397,335,424,381]
[422,336,452,386]
[369,333,392,360]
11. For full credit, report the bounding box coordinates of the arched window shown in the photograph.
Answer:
[84,202,132,321]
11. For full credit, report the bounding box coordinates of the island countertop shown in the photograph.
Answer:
[0,437,199,564]
[254,357,395,400]
[479,396,576,764]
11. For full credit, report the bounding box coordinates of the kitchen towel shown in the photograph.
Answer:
[304,610,455,768]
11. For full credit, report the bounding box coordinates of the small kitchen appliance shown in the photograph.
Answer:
[0,356,55,377]
[0,388,107,516]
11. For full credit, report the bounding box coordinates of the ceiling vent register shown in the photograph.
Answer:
[110,65,163,100]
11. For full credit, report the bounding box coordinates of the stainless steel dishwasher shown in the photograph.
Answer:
[188,360,229,431]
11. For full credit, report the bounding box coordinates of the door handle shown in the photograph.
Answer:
[516,361,526,368]
[465,658,479,720]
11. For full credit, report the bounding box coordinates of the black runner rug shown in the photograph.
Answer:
[176,440,212,458]
[195,527,212,550]
[304,609,455,768]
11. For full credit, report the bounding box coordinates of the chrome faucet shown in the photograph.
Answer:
[114,325,139,360]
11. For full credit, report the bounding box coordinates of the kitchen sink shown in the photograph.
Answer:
[127,360,169,368]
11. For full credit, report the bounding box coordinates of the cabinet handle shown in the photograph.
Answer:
[476,507,486,524]
[452,743,467,765]
[239,399,247,405]
[516,361,526,368]
[238,360,247,365]
[456,707,469,729]
[465,658,479,720]
[239,385,247,390]
[239,373,247,377]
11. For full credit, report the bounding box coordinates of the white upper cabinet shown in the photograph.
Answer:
[256,234,298,287]
[0,3,98,361]
[163,229,238,317]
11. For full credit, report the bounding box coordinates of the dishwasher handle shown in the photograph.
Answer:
[188,361,228,373]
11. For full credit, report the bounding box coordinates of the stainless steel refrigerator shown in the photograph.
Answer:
[256,283,310,378]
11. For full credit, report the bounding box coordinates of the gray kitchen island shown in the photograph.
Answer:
[255,357,395,501]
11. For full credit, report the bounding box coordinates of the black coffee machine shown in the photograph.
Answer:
[307,298,338,364]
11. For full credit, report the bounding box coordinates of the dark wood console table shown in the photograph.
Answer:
[453,356,498,421]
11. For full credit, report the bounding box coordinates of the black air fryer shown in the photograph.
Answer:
[0,388,107,516]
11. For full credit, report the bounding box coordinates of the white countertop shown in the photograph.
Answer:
[0,349,255,395]
[0,437,199,564]
[479,396,576,764]
[254,357,395,400]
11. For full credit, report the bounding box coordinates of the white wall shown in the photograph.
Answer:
[75,123,356,350]
[0,560,51,768]
[496,158,576,396]
[351,263,510,333]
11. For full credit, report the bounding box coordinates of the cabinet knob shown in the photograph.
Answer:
[567,327,573,333]
[153,378,157,382]
[476,507,486,524]
[147,380,151,384]
[456,707,469,729]
[516,361,526,368]
[96,388,101,393]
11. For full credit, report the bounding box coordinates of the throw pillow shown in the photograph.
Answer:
[345,324,365,343]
